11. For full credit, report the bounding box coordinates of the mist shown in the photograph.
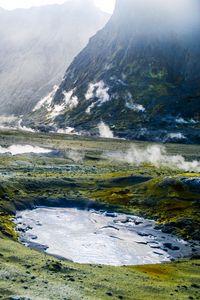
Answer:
[98,121,114,139]
[0,0,109,115]
[66,149,85,163]
[104,145,200,172]
[115,0,200,36]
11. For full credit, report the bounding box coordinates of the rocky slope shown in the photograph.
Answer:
[0,0,109,114]
[27,0,200,143]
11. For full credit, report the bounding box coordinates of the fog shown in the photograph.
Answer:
[0,0,66,10]
[115,0,200,35]
[98,121,114,139]
[104,145,200,172]
[0,0,109,114]
[0,0,116,13]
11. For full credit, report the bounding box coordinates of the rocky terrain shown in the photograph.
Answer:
[25,0,200,143]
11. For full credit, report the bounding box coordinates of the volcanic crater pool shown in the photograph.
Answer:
[15,207,199,266]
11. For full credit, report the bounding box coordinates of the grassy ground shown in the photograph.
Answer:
[0,129,200,299]
[0,238,200,300]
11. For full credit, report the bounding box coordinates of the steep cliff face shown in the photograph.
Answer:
[0,0,109,115]
[29,0,200,143]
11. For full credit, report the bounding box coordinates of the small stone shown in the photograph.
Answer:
[31,276,36,280]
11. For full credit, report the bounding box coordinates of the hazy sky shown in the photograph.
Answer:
[0,0,116,13]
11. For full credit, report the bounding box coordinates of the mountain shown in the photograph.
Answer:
[26,0,200,143]
[0,0,109,115]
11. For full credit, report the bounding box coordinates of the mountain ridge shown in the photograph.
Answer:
[25,0,200,143]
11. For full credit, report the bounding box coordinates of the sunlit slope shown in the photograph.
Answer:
[27,0,200,143]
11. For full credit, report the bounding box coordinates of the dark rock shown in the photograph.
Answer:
[163,243,180,251]
[137,232,149,237]
[31,276,36,280]
[191,284,200,289]
[68,277,75,282]
[46,261,63,272]
[105,212,118,218]
[135,221,143,226]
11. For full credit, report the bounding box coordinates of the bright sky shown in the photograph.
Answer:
[94,0,115,14]
[0,0,116,13]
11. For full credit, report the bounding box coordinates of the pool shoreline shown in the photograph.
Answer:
[15,207,200,266]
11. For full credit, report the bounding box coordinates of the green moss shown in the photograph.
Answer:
[0,213,17,238]
[88,175,200,240]
[148,84,169,97]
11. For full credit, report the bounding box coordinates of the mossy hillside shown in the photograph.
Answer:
[1,167,199,240]
[0,129,200,241]
[0,238,200,300]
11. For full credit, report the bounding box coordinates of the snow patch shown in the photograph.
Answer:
[175,117,198,125]
[63,90,79,110]
[125,93,145,112]
[85,81,110,113]
[33,85,58,112]
[0,145,52,156]
[57,127,75,134]
[49,104,65,118]
[95,81,110,103]
[126,102,146,112]
[48,89,78,119]
[86,103,95,114]
[85,83,96,100]
[167,133,187,140]
[57,127,81,136]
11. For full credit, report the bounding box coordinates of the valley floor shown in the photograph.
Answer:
[0,129,199,300]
